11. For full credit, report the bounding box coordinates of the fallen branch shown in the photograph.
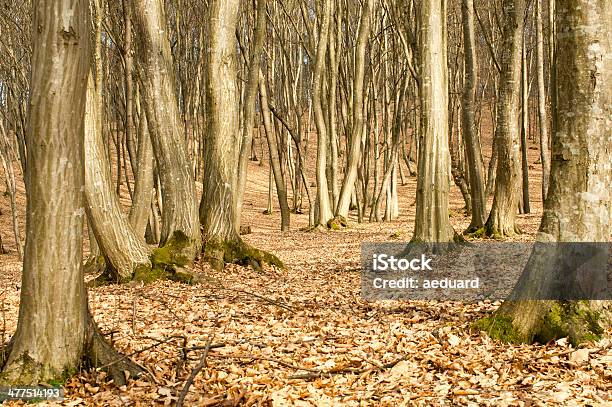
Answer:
[176,336,214,407]
[287,355,408,380]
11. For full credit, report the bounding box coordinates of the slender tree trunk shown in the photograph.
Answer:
[484,0,526,237]
[235,0,267,228]
[412,0,457,244]
[335,0,374,221]
[132,0,201,261]
[461,0,486,232]
[259,72,290,231]
[520,37,530,214]
[0,0,142,385]
[477,0,611,344]
[313,0,334,227]
[536,0,551,200]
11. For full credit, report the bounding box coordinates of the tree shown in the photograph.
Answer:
[200,0,283,272]
[461,0,487,233]
[0,0,141,384]
[131,0,201,263]
[312,0,334,228]
[334,0,374,222]
[474,0,611,345]
[412,0,458,244]
[535,0,551,201]
[484,0,526,237]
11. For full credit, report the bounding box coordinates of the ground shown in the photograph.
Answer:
[0,132,610,406]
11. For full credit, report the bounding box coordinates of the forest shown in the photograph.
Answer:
[0,0,610,405]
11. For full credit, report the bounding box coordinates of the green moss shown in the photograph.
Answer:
[466,227,486,238]
[151,231,193,270]
[537,301,604,345]
[203,238,284,272]
[327,216,348,230]
[472,315,525,344]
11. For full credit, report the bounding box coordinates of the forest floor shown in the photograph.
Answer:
[0,132,611,406]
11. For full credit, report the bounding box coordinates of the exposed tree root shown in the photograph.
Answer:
[0,316,143,386]
[472,300,611,346]
[203,237,284,272]
[327,216,348,230]
[87,231,198,286]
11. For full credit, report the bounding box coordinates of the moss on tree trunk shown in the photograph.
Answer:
[473,300,610,346]
[203,237,284,272]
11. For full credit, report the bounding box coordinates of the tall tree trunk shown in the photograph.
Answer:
[412,0,457,244]
[313,0,334,227]
[476,0,611,345]
[335,0,374,221]
[235,0,267,228]
[520,37,530,214]
[131,0,201,262]
[259,72,290,231]
[200,0,283,272]
[536,0,551,200]
[484,0,526,237]
[461,0,487,233]
[0,0,142,385]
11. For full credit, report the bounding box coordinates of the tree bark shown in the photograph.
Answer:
[335,0,374,221]
[476,0,611,345]
[200,0,283,272]
[412,0,457,244]
[484,0,526,237]
[131,0,201,261]
[235,0,268,228]
[84,75,152,283]
[461,0,487,232]
[536,0,551,200]
[313,0,334,227]
[0,0,142,385]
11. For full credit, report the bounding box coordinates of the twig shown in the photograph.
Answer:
[287,355,408,380]
[176,336,214,407]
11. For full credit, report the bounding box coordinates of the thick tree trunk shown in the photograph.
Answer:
[0,0,142,385]
[200,0,283,272]
[412,0,457,244]
[131,0,201,261]
[461,0,487,232]
[484,0,525,237]
[475,0,611,345]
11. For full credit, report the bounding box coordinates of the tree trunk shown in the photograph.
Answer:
[84,75,152,283]
[335,0,374,221]
[0,0,142,385]
[200,0,283,272]
[461,0,487,232]
[235,0,267,228]
[484,0,525,237]
[475,0,611,345]
[131,0,201,261]
[536,0,551,201]
[412,0,457,244]
[313,0,334,227]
